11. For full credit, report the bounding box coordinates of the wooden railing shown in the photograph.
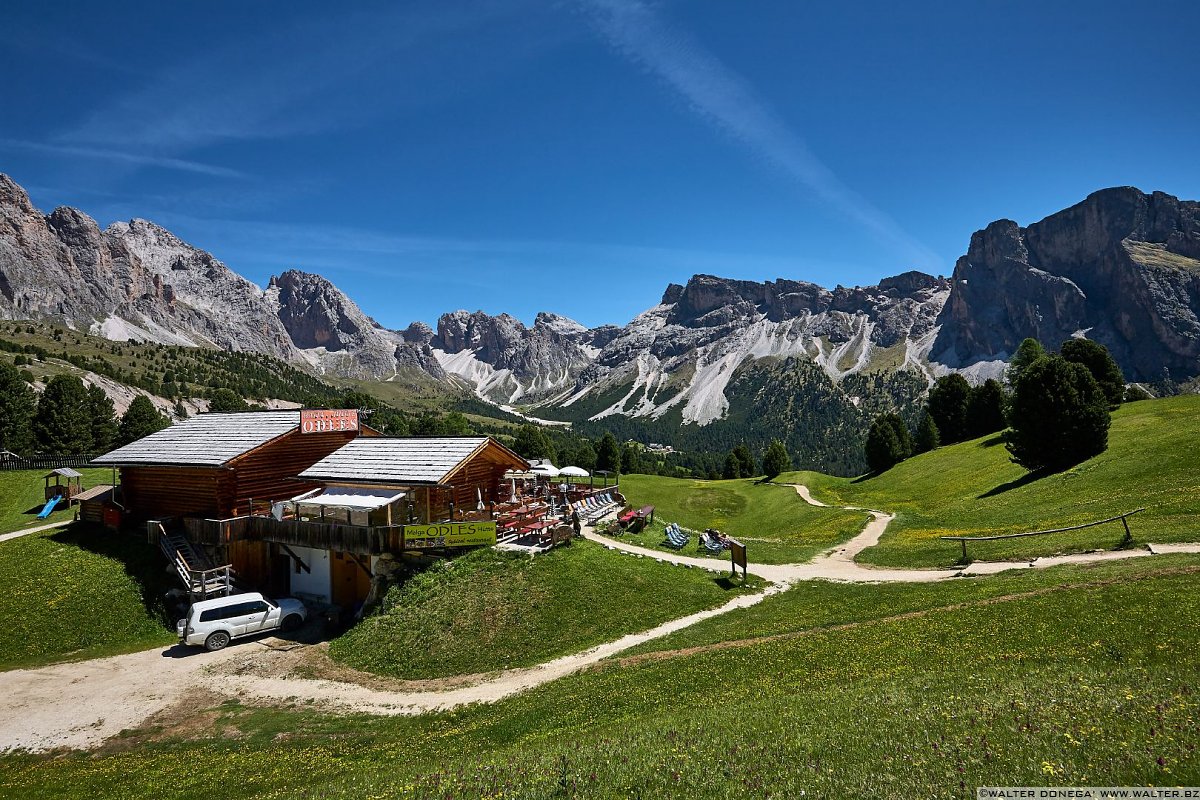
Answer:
[940,508,1146,561]
[184,515,403,556]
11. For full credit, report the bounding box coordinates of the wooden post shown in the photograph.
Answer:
[1121,515,1132,545]
[961,538,968,562]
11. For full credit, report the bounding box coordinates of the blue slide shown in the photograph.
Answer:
[36,495,62,519]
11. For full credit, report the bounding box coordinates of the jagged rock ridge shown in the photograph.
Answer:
[932,187,1200,381]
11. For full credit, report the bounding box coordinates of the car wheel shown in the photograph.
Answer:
[281,614,303,632]
[204,631,231,652]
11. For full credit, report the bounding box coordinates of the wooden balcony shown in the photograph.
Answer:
[185,515,401,556]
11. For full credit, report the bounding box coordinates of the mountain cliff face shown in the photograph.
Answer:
[0,174,298,358]
[3,171,1199,437]
[545,271,950,425]
[932,187,1200,381]
[404,310,619,405]
[0,174,442,383]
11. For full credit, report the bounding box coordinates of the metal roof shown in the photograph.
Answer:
[92,411,301,467]
[299,436,507,485]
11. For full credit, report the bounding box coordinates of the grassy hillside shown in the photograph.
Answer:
[0,468,112,535]
[622,553,1200,656]
[783,395,1200,568]
[5,565,1198,797]
[329,542,742,679]
[618,474,868,563]
[0,525,174,671]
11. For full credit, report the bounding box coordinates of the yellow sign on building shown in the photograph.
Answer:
[403,521,497,549]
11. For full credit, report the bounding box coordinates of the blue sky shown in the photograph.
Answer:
[3,1,1198,330]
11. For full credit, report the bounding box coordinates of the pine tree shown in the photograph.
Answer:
[865,416,903,474]
[913,409,940,454]
[619,443,641,475]
[965,378,1007,438]
[722,451,741,479]
[927,374,971,444]
[595,433,621,473]
[761,439,792,481]
[881,413,912,460]
[118,395,170,446]
[0,362,37,455]
[86,385,118,453]
[1007,338,1046,386]
[34,375,93,454]
[208,388,247,412]
[514,424,557,463]
[732,443,756,478]
[1005,355,1111,472]
[1060,338,1125,407]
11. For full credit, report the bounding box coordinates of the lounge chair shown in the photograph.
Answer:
[663,523,689,550]
[699,531,725,555]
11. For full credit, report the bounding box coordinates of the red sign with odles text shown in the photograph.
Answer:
[300,408,360,434]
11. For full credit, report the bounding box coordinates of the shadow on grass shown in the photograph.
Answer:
[980,435,1005,448]
[977,470,1045,499]
[50,522,176,627]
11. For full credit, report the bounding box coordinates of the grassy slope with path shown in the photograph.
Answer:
[4,567,1198,798]
[0,468,112,536]
[784,395,1200,568]
[329,541,746,679]
[617,474,867,563]
[0,525,173,671]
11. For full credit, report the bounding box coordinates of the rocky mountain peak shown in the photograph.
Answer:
[933,186,1200,381]
[0,173,36,215]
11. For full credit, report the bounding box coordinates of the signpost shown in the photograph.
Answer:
[402,521,497,549]
[728,538,748,581]
[299,408,360,434]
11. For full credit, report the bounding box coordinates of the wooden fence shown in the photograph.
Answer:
[0,454,102,472]
[940,508,1146,561]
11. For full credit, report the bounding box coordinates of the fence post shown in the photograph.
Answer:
[960,538,968,562]
[1120,514,1133,546]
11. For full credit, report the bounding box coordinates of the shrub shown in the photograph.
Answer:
[761,439,792,481]
[865,416,904,474]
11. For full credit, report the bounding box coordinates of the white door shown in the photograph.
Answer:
[240,600,275,634]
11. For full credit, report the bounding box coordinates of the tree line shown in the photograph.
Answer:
[0,365,169,456]
[864,337,1133,475]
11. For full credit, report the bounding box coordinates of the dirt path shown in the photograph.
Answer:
[0,576,788,752]
[0,519,72,544]
[5,488,1199,753]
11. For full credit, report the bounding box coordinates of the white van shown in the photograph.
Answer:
[176,592,307,652]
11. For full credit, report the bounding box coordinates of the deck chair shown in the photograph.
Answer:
[663,523,687,549]
[700,531,725,555]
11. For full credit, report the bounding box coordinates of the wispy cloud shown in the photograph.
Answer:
[579,0,941,269]
[0,139,246,179]
[56,1,544,162]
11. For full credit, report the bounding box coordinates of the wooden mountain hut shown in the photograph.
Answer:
[91,410,378,522]
[297,435,530,524]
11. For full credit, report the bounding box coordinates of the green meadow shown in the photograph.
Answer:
[617,474,867,563]
[0,467,112,536]
[330,541,746,678]
[785,395,1200,568]
[3,563,1197,798]
[2,397,1199,797]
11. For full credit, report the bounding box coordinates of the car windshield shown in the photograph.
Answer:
[265,598,278,608]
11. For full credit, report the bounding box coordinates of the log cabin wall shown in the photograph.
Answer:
[228,427,373,514]
[120,466,234,519]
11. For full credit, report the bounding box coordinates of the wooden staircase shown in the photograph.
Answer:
[150,520,235,601]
